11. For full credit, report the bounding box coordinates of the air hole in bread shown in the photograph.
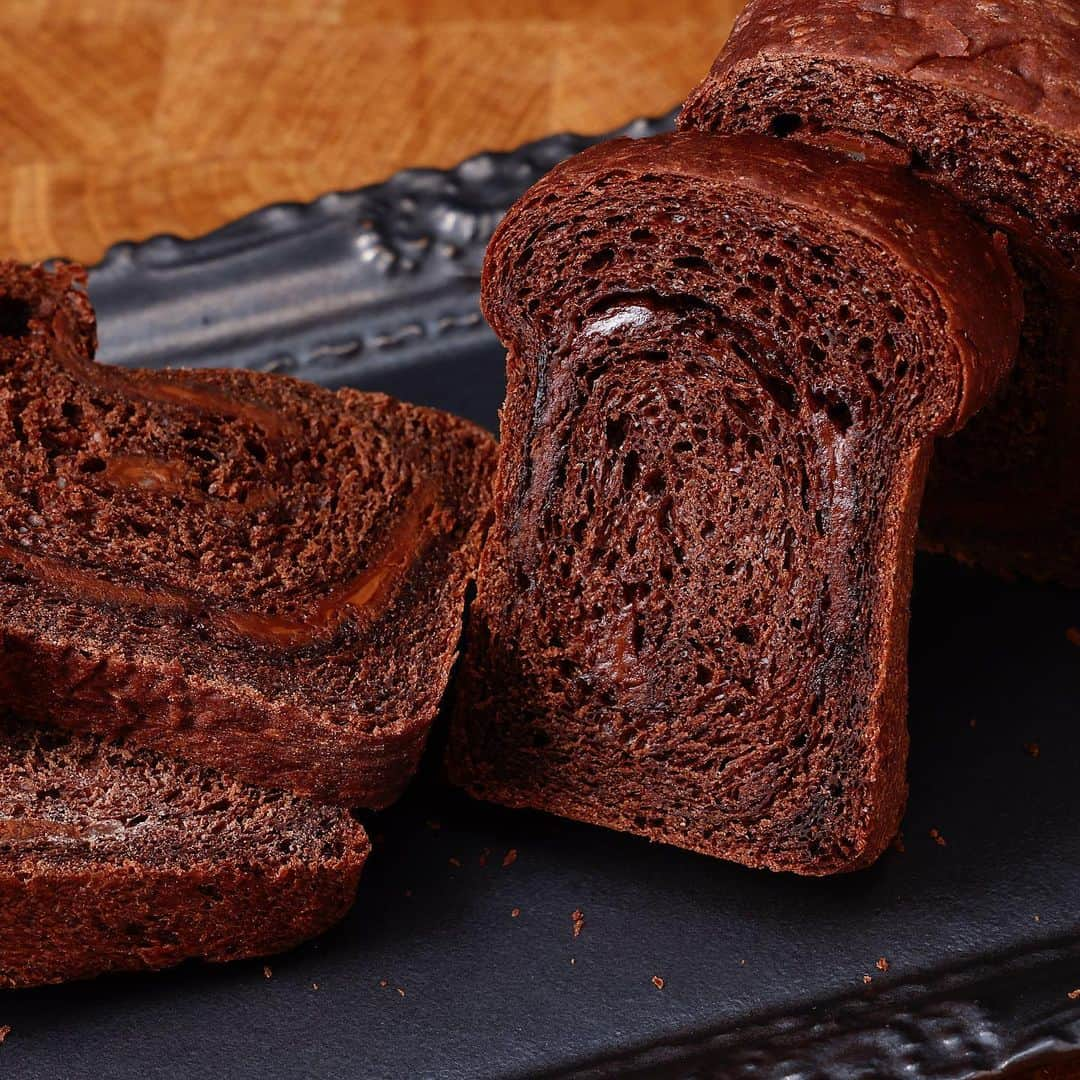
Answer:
[0,297,32,339]
[770,113,802,137]
[826,399,854,433]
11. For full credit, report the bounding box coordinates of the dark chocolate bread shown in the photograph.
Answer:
[680,0,1080,585]
[447,132,1021,874]
[0,262,496,808]
[0,714,368,989]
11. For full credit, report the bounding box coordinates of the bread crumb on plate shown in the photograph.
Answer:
[571,909,585,939]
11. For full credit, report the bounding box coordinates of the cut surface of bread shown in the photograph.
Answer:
[448,132,1021,874]
[0,261,496,807]
[680,0,1080,585]
[0,714,369,989]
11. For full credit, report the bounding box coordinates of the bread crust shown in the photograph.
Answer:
[688,0,1080,132]
[449,132,1021,874]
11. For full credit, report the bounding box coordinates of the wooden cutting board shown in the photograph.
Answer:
[0,0,741,265]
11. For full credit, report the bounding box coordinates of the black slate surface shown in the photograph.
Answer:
[1,114,1078,1079]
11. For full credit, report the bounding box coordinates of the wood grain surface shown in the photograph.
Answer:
[0,0,742,265]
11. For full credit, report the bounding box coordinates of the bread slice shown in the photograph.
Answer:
[0,713,368,988]
[679,0,1080,585]
[0,261,496,808]
[447,132,1021,874]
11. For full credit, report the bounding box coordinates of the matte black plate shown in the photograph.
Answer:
[3,115,1079,1080]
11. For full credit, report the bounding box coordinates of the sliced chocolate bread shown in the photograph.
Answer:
[447,132,1021,874]
[0,714,368,988]
[0,261,496,808]
[680,0,1080,585]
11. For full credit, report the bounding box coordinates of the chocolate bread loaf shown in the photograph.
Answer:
[447,132,1021,874]
[0,715,368,988]
[0,262,496,808]
[680,0,1080,585]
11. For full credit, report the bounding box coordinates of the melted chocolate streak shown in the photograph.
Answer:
[0,817,82,842]
[515,292,797,532]
[0,310,438,651]
[511,292,869,695]
[101,456,279,517]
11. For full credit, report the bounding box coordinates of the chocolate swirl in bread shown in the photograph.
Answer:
[447,132,1021,874]
[0,262,496,807]
[0,715,368,988]
[681,0,1080,585]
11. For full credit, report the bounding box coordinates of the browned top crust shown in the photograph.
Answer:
[703,0,1080,132]
[484,131,1020,430]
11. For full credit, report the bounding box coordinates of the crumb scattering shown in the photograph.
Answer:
[511,907,521,918]
[652,975,665,991]
[863,974,873,985]
[1066,627,1080,648]
[379,979,388,988]
[448,857,462,868]
[503,848,518,868]
[1024,741,1040,758]
[397,987,406,998]
[0,1026,9,1044]
[312,982,319,991]
[1034,914,1041,923]
[1069,988,1080,1000]
[876,957,889,972]
[263,965,272,980]
[930,827,947,847]
[571,909,585,939]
